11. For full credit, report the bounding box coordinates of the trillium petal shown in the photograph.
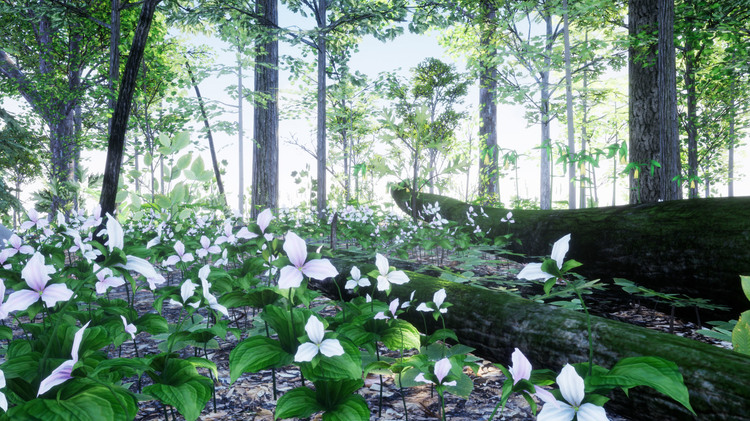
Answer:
[534,386,559,407]
[373,312,388,320]
[181,279,196,302]
[576,403,608,421]
[551,234,571,270]
[387,270,409,285]
[443,380,457,386]
[236,227,258,239]
[164,255,180,266]
[537,401,576,421]
[517,263,554,281]
[283,232,308,268]
[199,265,211,282]
[358,278,371,287]
[557,364,585,407]
[181,253,194,263]
[278,266,303,289]
[22,252,54,292]
[510,348,532,384]
[416,303,431,312]
[71,321,90,361]
[294,342,319,362]
[433,289,447,308]
[174,241,185,256]
[388,298,399,316]
[300,259,338,280]
[376,275,390,291]
[4,289,40,313]
[434,358,452,384]
[105,214,124,252]
[319,339,345,357]
[375,253,389,275]
[37,360,75,396]
[257,209,274,233]
[414,373,433,384]
[304,316,326,344]
[345,280,356,290]
[350,266,361,280]
[40,283,74,307]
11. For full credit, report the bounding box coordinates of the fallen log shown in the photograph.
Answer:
[391,187,750,317]
[314,254,750,421]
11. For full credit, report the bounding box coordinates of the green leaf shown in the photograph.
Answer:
[0,325,13,340]
[143,358,213,421]
[275,387,322,420]
[381,319,421,351]
[561,259,583,273]
[135,313,169,335]
[322,394,370,421]
[190,156,205,175]
[172,131,191,151]
[587,356,694,414]
[229,336,290,383]
[176,153,192,171]
[732,310,750,355]
[741,275,750,303]
[299,339,362,381]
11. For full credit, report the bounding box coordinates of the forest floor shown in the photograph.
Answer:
[122,250,729,420]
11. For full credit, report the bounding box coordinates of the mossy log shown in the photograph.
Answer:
[391,187,750,317]
[315,254,750,421]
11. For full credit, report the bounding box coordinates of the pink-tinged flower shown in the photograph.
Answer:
[257,209,274,241]
[38,321,90,396]
[116,256,165,290]
[121,315,137,339]
[0,279,9,319]
[196,236,221,258]
[294,316,344,362]
[164,240,195,266]
[181,279,196,303]
[401,290,416,309]
[4,253,74,313]
[215,222,238,246]
[374,298,399,320]
[69,231,101,263]
[94,265,126,294]
[375,254,409,291]
[104,214,124,252]
[517,234,571,281]
[199,265,228,317]
[20,209,48,231]
[537,364,607,421]
[506,348,558,407]
[344,266,371,290]
[501,212,515,223]
[80,204,102,231]
[278,232,338,289]
[213,248,229,267]
[415,357,457,387]
[0,369,6,411]
[236,226,258,240]
[4,234,34,256]
[0,249,10,269]
[416,289,449,314]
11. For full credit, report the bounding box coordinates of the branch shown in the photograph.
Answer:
[47,0,111,29]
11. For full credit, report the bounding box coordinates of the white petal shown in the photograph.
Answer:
[557,364,585,407]
[304,316,326,344]
[350,266,361,280]
[283,232,308,268]
[40,283,74,307]
[434,358,452,383]
[517,263,554,281]
[105,214,124,252]
[294,342,319,362]
[278,266,303,289]
[443,380,457,386]
[416,303,431,312]
[510,348,532,384]
[4,290,40,313]
[551,234,571,270]
[387,270,409,285]
[345,280,356,290]
[537,401,576,421]
[181,279,196,302]
[71,321,90,361]
[257,209,274,232]
[576,403,609,421]
[376,275,390,291]
[375,253,389,275]
[300,259,339,280]
[37,360,75,396]
[414,373,433,384]
[373,312,388,320]
[319,339,345,357]
[358,278,371,287]
[433,288,446,307]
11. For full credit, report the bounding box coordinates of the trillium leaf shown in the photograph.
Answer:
[321,394,370,421]
[299,339,362,382]
[143,358,213,421]
[381,319,421,351]
[229,336,291,383]
[275,387,322,420]
[741,275,750,303]
[732,310,750,355]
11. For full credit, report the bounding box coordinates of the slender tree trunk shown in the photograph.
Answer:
[685,41,698,199]
[580,65,589,208]
[562,0,575,209]
[316,0,328,218]
[186,60,226,206]
[98,0,161,220]
[728,98,735,197]
[252,0,279,218]
[237,45,245,215]
[658,0,681,200]
[628,0,660,204]
[109,0,120,136]
[478,1,498,202]
[540,12,553,210]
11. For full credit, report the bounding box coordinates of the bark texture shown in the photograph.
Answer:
[478,1,499,202]
[251,0,279,218]
[313,262,750,421]
[391,188,750,316]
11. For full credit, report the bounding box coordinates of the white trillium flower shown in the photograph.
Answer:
[38,321,90,396]
[105,214,124,252]
[374,298,399,320]
[4,252,74,313]
[0,369,6,411]
[121,315,137,340]
[199,265,228,317]
[537,364,608,421]
[517,234,571,281]
[415,357,457,387]
[196,236,221,258]
[344,266,371,290]
[375,253,409,291]
[277,232,338,289]
[164,240,195,266]
[509,348,558,404]
[294,316,345,362]
[94,265,126,294]
[116,256,166,290]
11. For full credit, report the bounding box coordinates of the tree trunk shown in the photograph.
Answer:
[684,41,698,199]
[628,0,660,204]
[540,12,552,210]
[478,1,498,202]
[313,263,750,421]
[98,0,160,220]
[391,188,750,317]
[580,64,589,208]
[108,0,120,136]
[185,60,226,207]
[658,0,681,201]
[237,45,245,215]
[562,0,576,210]
[251,0,279,218]
[316,0,327,218]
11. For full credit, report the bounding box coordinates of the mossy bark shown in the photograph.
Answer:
[316,253,750,421]
[391,187,750,317]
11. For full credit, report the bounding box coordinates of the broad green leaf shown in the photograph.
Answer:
[172,131,191,151]
[171,182,186,205]
[322,395,369,421]
[381,319,421,351]
[143,358,212,421]
[0,325,12,340]
[741,275,750,303]
[93,357,152,379]
[176,153,192,171]
[158,133,171,148]
[299,339,362,381]
[587,356,694,414]
[732,310,750,355]
[261,305,312,352]
[444,371,474,398]
[135,313,169,335]
[190,156,205,175]
[229,336,291,383]
[275,387,322,420]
